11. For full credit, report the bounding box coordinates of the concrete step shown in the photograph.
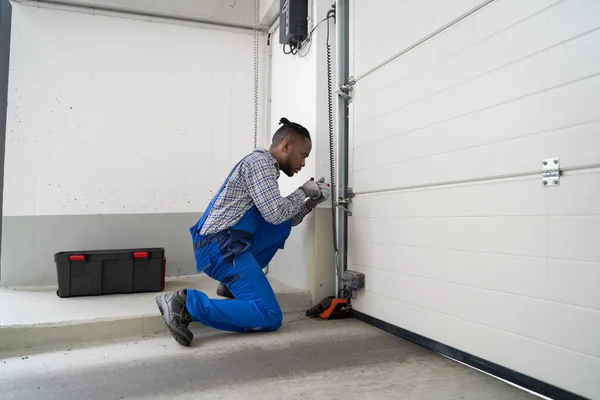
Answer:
[0,274,311,357]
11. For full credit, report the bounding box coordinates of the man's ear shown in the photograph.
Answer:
[281,139,291,154]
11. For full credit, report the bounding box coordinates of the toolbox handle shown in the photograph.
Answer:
[69,254,85,262]
[134,251,149,259]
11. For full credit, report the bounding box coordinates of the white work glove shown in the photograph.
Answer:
[300,177,324,199]
[307,177,330,209]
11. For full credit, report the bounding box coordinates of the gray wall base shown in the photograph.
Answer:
[1,212,203,286]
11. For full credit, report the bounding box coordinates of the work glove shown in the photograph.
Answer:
[307,178,331,209]
[300,177,325,199]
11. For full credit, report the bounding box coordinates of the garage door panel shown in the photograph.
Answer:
[352,216,546,258]
[353,292,600,400]
[353,0,566,101]
[546,259,600,311]
[354,0,600,123]
[354,118,600,193]
[354,94,600,184]
[349,241,600,310]
[353,265,600,358]
[353,29,600,151]
[350,1,600,397]
[354,77,600,175]
[547,170,600,215]
[352,0,483,78]
[352,178,543,219]
[349,241,546,301]
[549,216,600,263]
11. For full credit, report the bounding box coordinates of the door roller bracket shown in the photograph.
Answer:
[336,187,355,216]
[336,87,352,102]
[542,158,561,187]
[336,76,355,103]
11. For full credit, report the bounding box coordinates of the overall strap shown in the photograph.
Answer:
[213,154,250,201]
[193,153,252,233]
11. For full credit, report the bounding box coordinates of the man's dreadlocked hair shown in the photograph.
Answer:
[271,117,311,146]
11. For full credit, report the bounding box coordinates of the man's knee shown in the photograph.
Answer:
[263,306,283,332]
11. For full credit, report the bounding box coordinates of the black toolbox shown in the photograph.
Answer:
[54,248,166,298]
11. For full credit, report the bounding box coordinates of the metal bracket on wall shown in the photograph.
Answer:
[542,158,561,186]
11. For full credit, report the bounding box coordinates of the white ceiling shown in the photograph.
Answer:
[22,0,279,29]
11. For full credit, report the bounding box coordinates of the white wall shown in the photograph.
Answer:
[268,22,316,291]
[4,4,262,218]
[260,0,279,27]
[267,0,336,300]
[2,1,335,299]
[1,3,268,285]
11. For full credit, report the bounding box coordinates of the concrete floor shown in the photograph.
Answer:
[0,274,310,355]
[0,314,537,400]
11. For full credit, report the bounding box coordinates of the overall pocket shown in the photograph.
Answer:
[216,229,253,266]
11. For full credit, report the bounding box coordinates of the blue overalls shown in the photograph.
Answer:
[186,157,293,333]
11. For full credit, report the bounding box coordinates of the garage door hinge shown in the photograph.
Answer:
[336,76,356,103]
[542,158,561,186]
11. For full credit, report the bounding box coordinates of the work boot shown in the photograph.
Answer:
[216,282,235,299]
[155,289,193,347]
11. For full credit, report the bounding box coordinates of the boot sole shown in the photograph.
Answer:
[155,296,193,347]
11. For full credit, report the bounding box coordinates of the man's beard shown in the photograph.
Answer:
[280,162,295,177]
[282,168,294,177]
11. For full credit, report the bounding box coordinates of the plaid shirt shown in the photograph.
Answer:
[200,148,311,235]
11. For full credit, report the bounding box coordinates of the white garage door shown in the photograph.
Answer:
[347,1,600,399]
